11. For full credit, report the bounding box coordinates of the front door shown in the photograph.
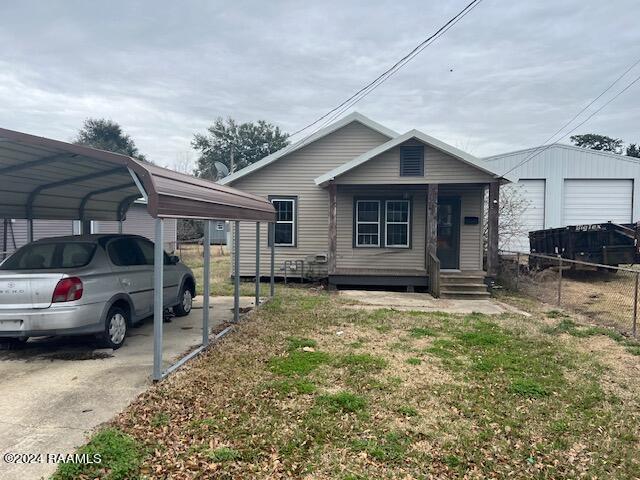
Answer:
[437,197,461,269]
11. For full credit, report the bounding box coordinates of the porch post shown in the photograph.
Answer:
[487,181,500,279]
[426,184,438,255]
[328,182,337,282]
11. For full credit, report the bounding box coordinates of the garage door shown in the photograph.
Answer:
[501,179,545,252]
[563,179,633,225]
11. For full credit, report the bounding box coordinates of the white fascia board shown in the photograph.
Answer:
[217,112,398,186]
[315,129,516,186]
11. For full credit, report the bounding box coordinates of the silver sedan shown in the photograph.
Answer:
[0,234,196,349]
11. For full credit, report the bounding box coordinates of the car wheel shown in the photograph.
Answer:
[173,284,193,317]
[100,306,128,349]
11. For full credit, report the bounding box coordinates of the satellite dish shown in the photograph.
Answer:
[214,161,230,179]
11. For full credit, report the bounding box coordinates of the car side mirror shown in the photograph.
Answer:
[169,255,180,265]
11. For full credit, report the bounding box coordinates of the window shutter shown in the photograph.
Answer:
[400,146,424,176]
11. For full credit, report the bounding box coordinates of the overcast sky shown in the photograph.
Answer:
[1,0,639,169]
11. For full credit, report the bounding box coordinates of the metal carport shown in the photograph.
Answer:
[0,126,276,380]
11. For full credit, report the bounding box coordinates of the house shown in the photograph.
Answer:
[1,201,177,258]
[219,112,511,297]
[484,144,640,252]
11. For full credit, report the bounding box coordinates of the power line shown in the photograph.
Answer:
[289,0,484,139]
[312,0,484,134]
[500,59,640,177]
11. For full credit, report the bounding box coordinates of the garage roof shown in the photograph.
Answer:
[0,127,275,222]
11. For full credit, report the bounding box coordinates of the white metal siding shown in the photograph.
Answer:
[563,179,633,225]
[501,179,545,252]
[485,144,640,227]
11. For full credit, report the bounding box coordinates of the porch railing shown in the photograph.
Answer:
[427,250,440,297]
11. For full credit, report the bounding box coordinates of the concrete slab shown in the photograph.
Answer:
[0,296,259,480]
[339,290,530,316]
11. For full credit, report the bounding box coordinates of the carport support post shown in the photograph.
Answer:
[202,220,211,346]
[153,218,164,381]
[270,222,275,297]
[27,219,33,243]
[234,221,240,323]
[255,222,260,306]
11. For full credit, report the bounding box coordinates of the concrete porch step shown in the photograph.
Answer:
[439,282,488,290]
[440,290,491,300]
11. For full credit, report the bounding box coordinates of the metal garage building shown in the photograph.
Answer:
[485,143,640,252]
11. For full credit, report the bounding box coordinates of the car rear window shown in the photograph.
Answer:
[0,242,97,270]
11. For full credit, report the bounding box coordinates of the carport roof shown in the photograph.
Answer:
[0,127,275,222]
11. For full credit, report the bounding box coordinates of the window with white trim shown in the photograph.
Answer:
[355,200,380,247]
[271,198,296,246]
[385,200,410,247]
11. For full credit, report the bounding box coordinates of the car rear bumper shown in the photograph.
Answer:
[0,303,104,338]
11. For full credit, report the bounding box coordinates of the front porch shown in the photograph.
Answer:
[326,182,500,297]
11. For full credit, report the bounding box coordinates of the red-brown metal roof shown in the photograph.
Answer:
[0,127,275,222]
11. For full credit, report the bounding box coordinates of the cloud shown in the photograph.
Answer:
[0,0,638,168]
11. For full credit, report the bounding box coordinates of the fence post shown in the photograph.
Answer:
[557,255,563,306]
[634,272,639,338]
[515,252,520,290]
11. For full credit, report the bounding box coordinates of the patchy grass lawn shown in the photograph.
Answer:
[177,244,271,297]
[57,288,640,479]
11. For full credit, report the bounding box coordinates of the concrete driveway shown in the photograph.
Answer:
[0,296,259,480]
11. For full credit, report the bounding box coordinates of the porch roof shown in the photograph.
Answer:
[314,129,516,186]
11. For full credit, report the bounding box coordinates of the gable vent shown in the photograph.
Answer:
[400,145,424,176]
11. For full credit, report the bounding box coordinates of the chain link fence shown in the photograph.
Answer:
[498,251,640,336]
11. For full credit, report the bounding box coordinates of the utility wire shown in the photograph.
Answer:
[500,58,640,177]
[289,0,484,139]
[312,0,484,134]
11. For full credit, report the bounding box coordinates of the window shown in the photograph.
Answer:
[400,145,424,176]
[385,200,410,247]
[1,242,96,270]
[134,238,171,265]
[271,197,296,246]
[107,238,144,266]
[355,200,380,247]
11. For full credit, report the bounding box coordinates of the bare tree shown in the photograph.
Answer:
[483,185,530,252]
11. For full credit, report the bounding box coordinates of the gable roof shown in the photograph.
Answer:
[218,112,398,185]
[314,129,515,186]
[484,142,640,165]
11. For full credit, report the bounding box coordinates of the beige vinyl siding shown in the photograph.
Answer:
[440,184,484,270]
[94,204,178,252]
[336,186,426,271]
[1,219,74,256]
[230,121,391,277]
[336,141,495,185]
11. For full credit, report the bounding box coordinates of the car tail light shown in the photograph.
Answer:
[52,277,83,303]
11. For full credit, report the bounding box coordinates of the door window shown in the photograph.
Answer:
[107,238,144,266]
